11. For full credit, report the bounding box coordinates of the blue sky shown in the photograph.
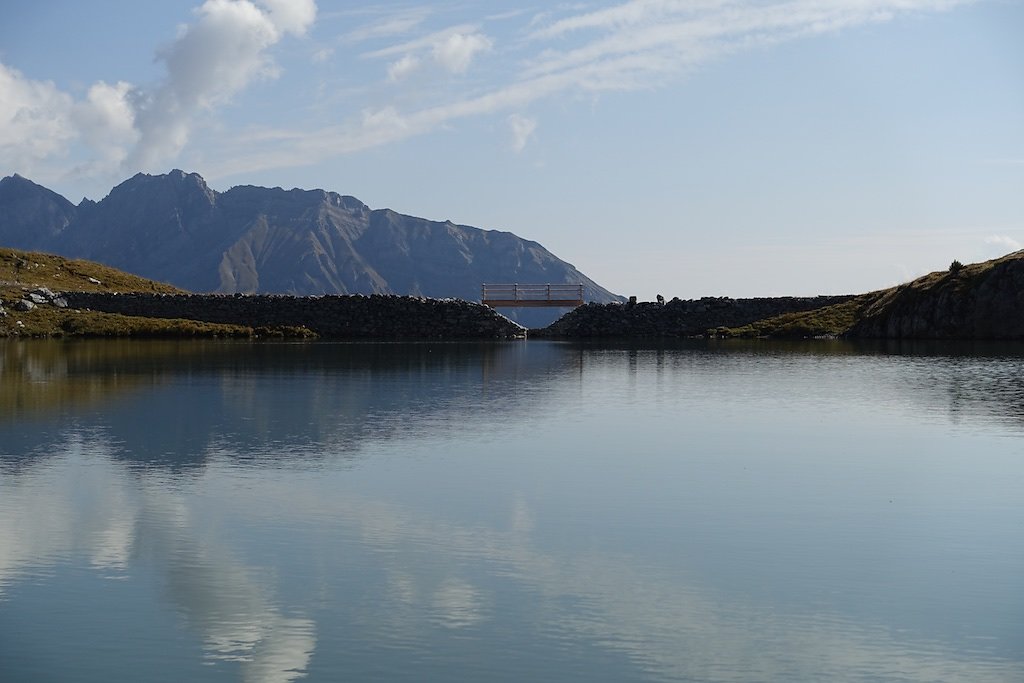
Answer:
[1,0,1021,298]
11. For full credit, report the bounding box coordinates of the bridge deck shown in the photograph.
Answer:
[482,284,584,308]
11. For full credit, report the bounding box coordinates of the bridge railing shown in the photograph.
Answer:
[481,283,584,308]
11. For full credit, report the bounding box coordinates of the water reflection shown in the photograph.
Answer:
[1,340,1023,681]
[0,446,315,683]
[0,340,581,472]
[4,339,1024,473]
[2,450,1022,681]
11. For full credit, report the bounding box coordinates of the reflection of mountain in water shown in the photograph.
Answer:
[0,340,583,472]
[4,339,1024,475]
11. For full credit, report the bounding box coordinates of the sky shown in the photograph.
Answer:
[1,0,1022,299]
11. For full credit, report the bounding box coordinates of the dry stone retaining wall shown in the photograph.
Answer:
[535,296,855,338]
[61,292,526,340]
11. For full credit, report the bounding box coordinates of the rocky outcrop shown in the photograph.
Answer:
[60,292,526,340]
[6,286,68,313]
[535,295,853,337]
[846,251,1024,339]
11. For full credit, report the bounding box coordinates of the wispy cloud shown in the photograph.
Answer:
[361,23,481,60]
[205,0,970,180]
[341,7,432,43]
[508,113,538,153]
[367,21,494,82]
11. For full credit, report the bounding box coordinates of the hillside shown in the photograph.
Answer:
[0,247,262,338]
[717,251,1024,339]
[0,171,622,326]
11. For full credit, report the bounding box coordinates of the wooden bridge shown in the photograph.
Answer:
[481,283,584,308]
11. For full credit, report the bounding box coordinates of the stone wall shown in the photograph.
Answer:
[61,292,526,340]
[534,295,854,338]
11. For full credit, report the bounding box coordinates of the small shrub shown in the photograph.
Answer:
[949,260,964,274]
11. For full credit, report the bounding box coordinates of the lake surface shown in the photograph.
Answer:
[1,339,1022,682]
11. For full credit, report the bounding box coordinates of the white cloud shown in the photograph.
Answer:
[431,32,493,73]
[983,234,1022,257]
[127,0,296,168]
[72,81,140,166]
[0,0,317,182]
[508,113,537,153]
[0,63,75,173]
[311,47,334,64]
[387,54,421,82]
[260,0,317,36]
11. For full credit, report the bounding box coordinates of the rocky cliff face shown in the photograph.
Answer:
[847,251,1024,339]
[0,171,621,325]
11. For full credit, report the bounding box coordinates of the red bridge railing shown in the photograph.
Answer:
[481,283,584,308]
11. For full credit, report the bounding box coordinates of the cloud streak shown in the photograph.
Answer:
[508,113,537,153]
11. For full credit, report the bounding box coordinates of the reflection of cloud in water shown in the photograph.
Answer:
[240,477,1023,683]
[0,447,315,683]
[134,488,317,682]
[240,617,316,683]
[0,438,134,591]
[432,578,488,630]
[2,442,1021,682]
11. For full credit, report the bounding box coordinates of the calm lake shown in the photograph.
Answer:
[1,339,1022,682]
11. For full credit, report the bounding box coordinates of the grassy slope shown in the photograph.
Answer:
[0,247,261,338]
[717,253,1017,339]
[713,294,882,338]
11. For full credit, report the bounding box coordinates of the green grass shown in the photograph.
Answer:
[713,294,882,338]
[0,247,183,294]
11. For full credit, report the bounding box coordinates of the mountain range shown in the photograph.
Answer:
[0,170,621,324]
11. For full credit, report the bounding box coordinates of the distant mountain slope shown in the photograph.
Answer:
[0,171,621,324]
[0,175,78,251]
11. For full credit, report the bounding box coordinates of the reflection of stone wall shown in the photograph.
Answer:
[61,292,526,340]
[536,296,853,338]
